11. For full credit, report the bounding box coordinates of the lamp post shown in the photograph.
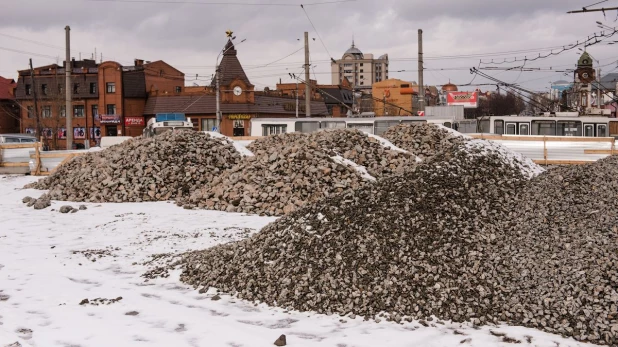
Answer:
[215,34,246,133]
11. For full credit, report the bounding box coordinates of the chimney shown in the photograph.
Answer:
[134,59,144,66]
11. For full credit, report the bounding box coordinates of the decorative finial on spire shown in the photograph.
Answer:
[352,33,355,48]
[226,30,233,38]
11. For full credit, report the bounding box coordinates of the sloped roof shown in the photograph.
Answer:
[319,87,353,105]
[211,39,252,88]
[0,76,16,100]
[143,94,328,116]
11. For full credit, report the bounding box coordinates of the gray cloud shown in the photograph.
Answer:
[1,0,617,91]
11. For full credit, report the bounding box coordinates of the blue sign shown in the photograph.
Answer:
[155,113,186,122]
[211,126,218,132]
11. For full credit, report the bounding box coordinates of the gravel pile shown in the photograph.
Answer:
[383,123,543,178]
[180,129,416,216]
[26,131,242,202]
[382,123,465,160]
[180,146,526,321]
[180,147,618,345]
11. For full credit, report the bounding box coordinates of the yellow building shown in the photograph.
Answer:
[371,78,417,116]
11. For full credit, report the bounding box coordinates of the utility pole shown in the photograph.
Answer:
[304,31,311,117]
[215,65,221,132]
[418,29,425,114]
[65,25,73,150]
[596,62,601,107]
[295,78,299,118]
[29,59,40,138]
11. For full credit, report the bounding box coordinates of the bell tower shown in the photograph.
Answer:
[574,51,595,110]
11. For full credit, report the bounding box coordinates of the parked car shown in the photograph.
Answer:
[0,133,37,144]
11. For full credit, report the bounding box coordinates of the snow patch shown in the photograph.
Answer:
[331,155,376,181]
[464,138,545,178]
[204,131,254,157]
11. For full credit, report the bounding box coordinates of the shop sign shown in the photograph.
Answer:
[227,114,252,120]
[125,117,145,126]
[100,114,122,124]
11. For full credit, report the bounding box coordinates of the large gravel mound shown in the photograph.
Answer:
[26,131,242,203]
[181,129,416,216]
[180,149,618,345]
[180,146,526,320]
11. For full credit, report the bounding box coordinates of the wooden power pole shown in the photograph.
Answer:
[304,31,311,117]
[65,25,73,150]
[418,29,425,113]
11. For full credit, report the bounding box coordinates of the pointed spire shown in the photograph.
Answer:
[352,34,355,48]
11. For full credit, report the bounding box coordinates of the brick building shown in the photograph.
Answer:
[276,78,353,117]
[144,38,328,136]
[0,76,20,134]
[15,58,184,148]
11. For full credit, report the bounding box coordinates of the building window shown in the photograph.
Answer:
[26,84,32,95]
[41,84,48,95]
[27,106,34,118]
[59,105,66,118]
[262,124,287,136]
[201,118,216,132]
[360,81,364,85]
[42,106,52,118]
[360,75,364,79]
[360,63,363,66]
[107,104,116,115]
[106,82,116,93]
[90,82,97,94]
[360,69,364,73]
[74,105,85,117]
[175,86,181,93]
[73,83,80,94]
[92,105,98,117]
[58,84,63,94]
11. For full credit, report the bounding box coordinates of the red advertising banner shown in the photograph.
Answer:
[446,91,478,108]
[100,114,122,124]
[125,117,145,126]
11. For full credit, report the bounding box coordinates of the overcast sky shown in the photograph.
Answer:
[1,0,618,92]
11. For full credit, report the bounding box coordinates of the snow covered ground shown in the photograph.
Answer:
[0,175,598,347]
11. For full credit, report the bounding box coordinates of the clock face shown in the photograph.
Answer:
[233,86,242,96]
[582,59,589,65]
[582,73,589,79]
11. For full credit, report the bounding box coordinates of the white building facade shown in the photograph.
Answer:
[331,41,388,92]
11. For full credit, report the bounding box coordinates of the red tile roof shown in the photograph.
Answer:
[144,94,329,117]
[0,76,16,100]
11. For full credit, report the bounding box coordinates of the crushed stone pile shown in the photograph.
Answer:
[246,129,415,178]
[180,148,618,345]
[180,129,416,216]
[382,123,543,178]
[26,131,242,203]
[180,146,527,322]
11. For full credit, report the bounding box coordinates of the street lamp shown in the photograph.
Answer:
[215,36,247,133]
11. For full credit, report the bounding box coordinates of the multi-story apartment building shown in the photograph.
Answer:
[14,58,184,148]
[331,41,388,93]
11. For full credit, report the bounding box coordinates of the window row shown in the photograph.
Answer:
[27,104,117,118]
[24,82,117,96]
[493,120,608,137]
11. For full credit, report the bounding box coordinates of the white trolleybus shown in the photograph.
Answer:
[143,113,194,137]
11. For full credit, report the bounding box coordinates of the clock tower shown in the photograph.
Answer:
[574,51,595,111]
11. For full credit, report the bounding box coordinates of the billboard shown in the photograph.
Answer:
[446,91,478,108]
